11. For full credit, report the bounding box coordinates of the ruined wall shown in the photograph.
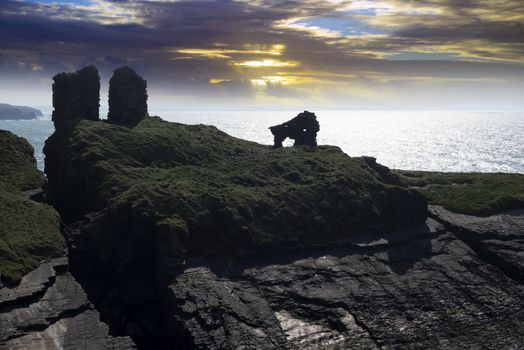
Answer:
[52,65,100,127]
[107,66,148,125]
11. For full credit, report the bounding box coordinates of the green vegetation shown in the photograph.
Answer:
[0,130,66,285]
[0,130,45,190]
[46,117,426,257]
[397,170,524,216]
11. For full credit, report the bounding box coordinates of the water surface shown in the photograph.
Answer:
[1,110,522,173]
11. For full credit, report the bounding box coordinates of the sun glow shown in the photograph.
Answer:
[174,44,287,60]
[234,59,298,68]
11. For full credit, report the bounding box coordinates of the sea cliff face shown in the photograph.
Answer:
[0,130,135,349]
[40,116,524,349]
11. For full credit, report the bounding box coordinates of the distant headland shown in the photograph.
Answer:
[0,103,43,120]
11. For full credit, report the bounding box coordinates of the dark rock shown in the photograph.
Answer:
[429,205,524,283]
[169,267,290,350]
[0,258,136,349]
[385,186,428,228]
[107,66,148,126]
[40,87,524,349]
[361,156,401,185]
[0,103,42,120]
[269,111,319,148]
[169,218,524,349]
[52,65,100,127]
[0,128,136,349]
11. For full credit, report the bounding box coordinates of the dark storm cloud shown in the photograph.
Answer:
[0,0,523,106]
[0,0,356,98]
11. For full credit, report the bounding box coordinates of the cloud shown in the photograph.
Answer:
[264,83,310,99]
[0,0,523,108]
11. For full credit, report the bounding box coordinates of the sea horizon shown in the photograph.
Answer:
[1,109,523,174]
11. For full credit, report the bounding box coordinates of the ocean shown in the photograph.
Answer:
[1,110,523,173]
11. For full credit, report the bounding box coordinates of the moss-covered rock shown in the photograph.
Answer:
[397,170,524,216]
[0,130,66,285]
[44,117,426,258]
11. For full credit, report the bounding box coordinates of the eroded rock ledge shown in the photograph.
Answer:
[0,258,135,349]
[41,114,524,349]
[167,218,524,350]
[0,130,135,349]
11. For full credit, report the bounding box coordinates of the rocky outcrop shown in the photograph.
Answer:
[42,116,426,347]
[52,65,100,127]
[168,218,524,349]
[41,112,524,349]
[0,103,42,120]
[0,258,135,350]
[0,130,65,285]
[430,205,524,283]
[0,128,135,349]
[107,66,148,126]
[270,111,320,148]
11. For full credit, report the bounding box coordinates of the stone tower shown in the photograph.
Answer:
[107,66,148,125]
[52,65,100,127]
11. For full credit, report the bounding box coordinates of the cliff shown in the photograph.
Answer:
[0,130,65,285]
[41,116,524,349]
[0,130,135,349]
[0,103,43,120]
[44,116,427,253]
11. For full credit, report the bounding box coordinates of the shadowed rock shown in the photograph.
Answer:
[107,66,148,126]
[0,129,135,349]
[42,115,524,349]
[52,65,100,127]
[269,111,320,148]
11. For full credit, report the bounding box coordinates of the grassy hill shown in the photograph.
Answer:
[0,130,65,285]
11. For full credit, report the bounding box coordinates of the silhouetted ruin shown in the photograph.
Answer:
[269,111,320,148]
[107,66,148,125]
[52,65,100,127]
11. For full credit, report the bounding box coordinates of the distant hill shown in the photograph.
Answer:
[0,103,43,120]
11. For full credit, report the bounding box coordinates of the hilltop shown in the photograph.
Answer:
[0,103,43,120]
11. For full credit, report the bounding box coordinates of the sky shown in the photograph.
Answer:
[1,0,523,110]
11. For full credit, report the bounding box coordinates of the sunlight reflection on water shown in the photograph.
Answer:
[0,110,522,173]
[158,110,524,173]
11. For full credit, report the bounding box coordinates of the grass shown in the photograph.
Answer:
[397,171,524,216]
[0,130,45,190]
[45,117,426,257]
[0,130,66,285]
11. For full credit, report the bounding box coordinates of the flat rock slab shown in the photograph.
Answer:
[430,205,524,283]
[2,310,135,350]
[0,259,135,349]
[169,219,524,350]
[0,258,67,308]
